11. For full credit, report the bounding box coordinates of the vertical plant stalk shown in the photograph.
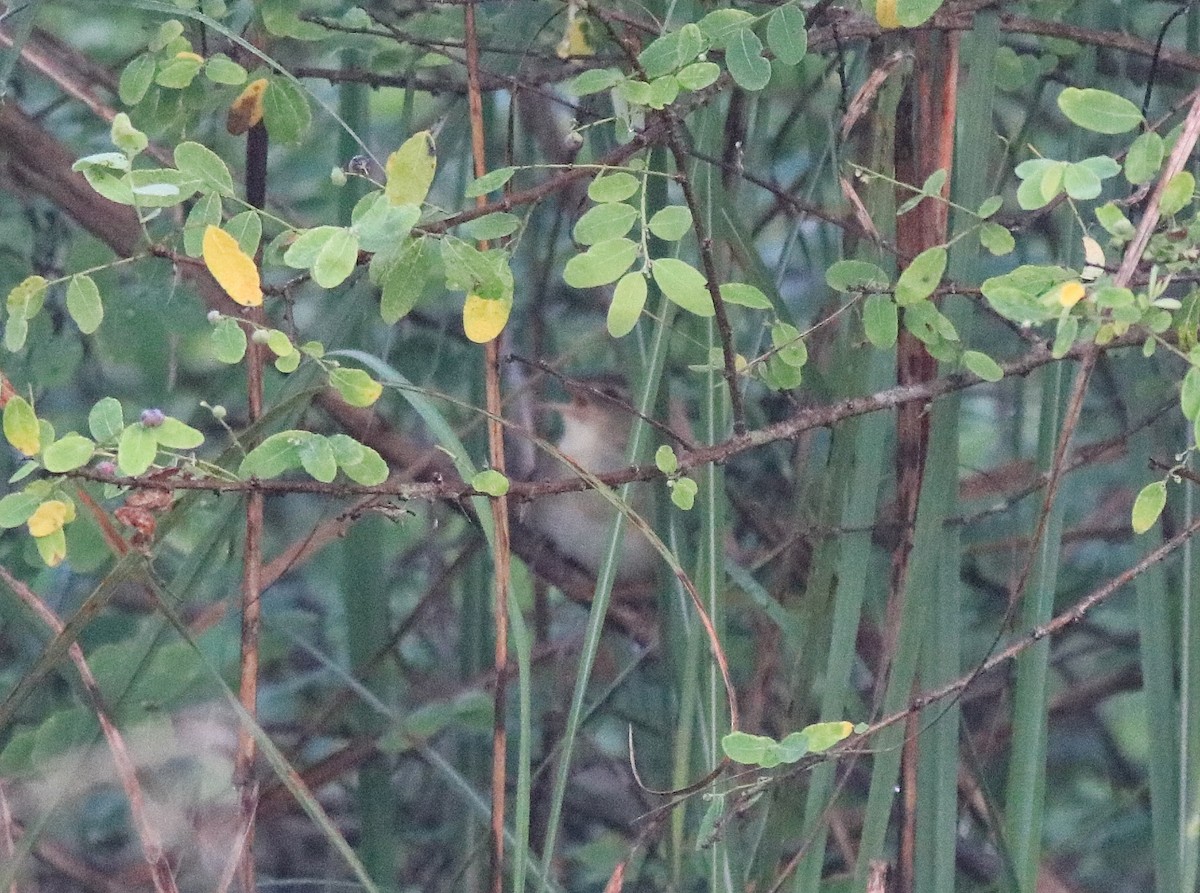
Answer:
[881,30,958,893]
[235,118,270,893]
[0,564,180,893]
[463,5,512,892]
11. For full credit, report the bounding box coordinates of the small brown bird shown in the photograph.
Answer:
[528,377,658,582]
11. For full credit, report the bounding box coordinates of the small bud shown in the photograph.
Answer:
[251,329,270,344]
[207,310,221,324]
[95,460,117,476]
[563,130,584,154]
[140,408,165,428]
[330,166,348,186]
[210,404,227,420]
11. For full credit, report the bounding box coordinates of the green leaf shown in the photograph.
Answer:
[3,396,40,456]
[119,54,156,105]
[569,68,623,96]
[697,9,756,48]
[329,367,383,407]
[298,434,337,483]
[826,260,889,292]
[862,294,898,348]
[1159,171,1194,217]
[375,236,434,324]
[41,434,95,473]
[1062,162,1102,200]
[1057,87,1142,134]
[225,210,263,257]
[8,275,47,320]
[652,258,714,316]
[721,731,776,765]
[440,238,513,301]
[351,193,420,252]
[465,166,517,197]
[607,272,647,338]
[183,192,222,257]
[329,434,389,485]
[153,418,204,450]
[979,222,1015,256]
[638,23,704,79]
[461,212,520,241]
[471,469,510,496]
[587,172,640,203]
[211,316,247,363]
[670,475,698,510]
[894,246,946,305]
[66,275,104,334]
[718,282,772,309]
[766,4,807,65]
[647,205,693,241]
[1052,312,1078,359]
[89,398,125,442]
[1182,367,1200,420]
[385,131,437,206]
[775,731,809,763]
[205,54,247,85]
[977,195,1004,218]
[275,351,301,373]
[655,445,678,474]
[725,27,771,91]
[0,491,40,528]
[676,61,720,91]
[112,115,147,160]
[1095,202,1135,239]
[155,54,203,89]
[4,315,27,352]
[573,203,638,245]
[174,141,234,195]
[762,354,803,390]
[771,322,807,367]
[117,424,158,476]
[1124,131,1164,185]
[311,228,359,289]
[962,349,1004,382]
[1132,480,1167,534]
[563,239,639,288]
[802,720,853,752]
[239,430,308,479]
[283,225,341,269]
[262,77,312,144]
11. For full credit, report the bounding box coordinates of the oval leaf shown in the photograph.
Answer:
[1132,480,1167,534]
[463,293,512,344]
[203,225,263,307]
[386,131,437,206]
[1057,87,1142,134]
[42,434,96,473]
[608,272,647,337]
[652,258,714,317]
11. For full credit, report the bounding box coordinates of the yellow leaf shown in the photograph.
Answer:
[36,529,66,567]
[1057,281,1086,309]
[27,500,69,538]
[385,131,437,207]
[203,225,263,307]
[556,16,593,59]
[175,51,204,63]
[463,293,511,343]
[875,0,900,28]
[227,77,267,135]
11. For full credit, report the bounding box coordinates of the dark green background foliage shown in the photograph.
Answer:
[1,1,1200,892]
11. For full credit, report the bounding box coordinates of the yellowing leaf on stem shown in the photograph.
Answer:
[203,225,263,307]
[227,77,267,135]
[385,131,437,207]
[463,293,511,343]
[3,395,40,456]
[27,500,69,538]
[556,16,592,59]
[1057,281,1086,309]
[875,0,900,28]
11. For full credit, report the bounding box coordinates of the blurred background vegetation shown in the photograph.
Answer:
[1,1,1200,892]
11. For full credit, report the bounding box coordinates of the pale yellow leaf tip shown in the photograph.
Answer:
[203,225,263,307]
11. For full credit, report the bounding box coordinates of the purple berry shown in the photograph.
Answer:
[95,460,117,476]
[140,408,165,428]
